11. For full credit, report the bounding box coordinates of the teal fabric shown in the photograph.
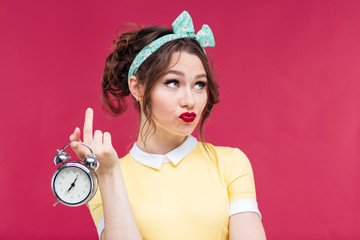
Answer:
[128,11,215,79]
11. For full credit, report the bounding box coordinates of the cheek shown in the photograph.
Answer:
[150,91,175,115]
[198,93,208,111]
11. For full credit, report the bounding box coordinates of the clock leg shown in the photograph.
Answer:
[53,200,60,207]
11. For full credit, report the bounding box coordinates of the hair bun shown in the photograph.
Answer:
[102,29,139,115]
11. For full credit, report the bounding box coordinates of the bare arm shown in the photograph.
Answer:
[229,212,266,240]
[98,166,142,240]
[70,108,142,240]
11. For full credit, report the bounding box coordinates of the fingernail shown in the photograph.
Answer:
[87,108,93,112]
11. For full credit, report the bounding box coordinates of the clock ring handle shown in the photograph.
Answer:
[60,141,94,154]
[54,142,98,170]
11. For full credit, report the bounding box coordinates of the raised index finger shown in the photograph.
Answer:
[83,108,93,144]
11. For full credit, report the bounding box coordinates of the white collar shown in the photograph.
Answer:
[129,135,198,170]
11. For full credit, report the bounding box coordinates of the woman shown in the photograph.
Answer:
[69,11,266,240]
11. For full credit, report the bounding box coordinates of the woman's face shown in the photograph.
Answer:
[149,51,208,137]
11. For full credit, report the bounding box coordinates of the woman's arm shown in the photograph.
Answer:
[229,212,266,240]
[70,108,142,240]
[98,165,142,240]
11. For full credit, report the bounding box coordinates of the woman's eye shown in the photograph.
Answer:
[164,80,179,88]
[194,81,207,90]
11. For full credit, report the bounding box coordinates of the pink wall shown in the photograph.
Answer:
[1,0,359,239]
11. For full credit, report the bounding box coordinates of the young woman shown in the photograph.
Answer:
[69,11,266,240]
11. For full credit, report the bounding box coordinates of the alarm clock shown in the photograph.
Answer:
[51,142,98,207]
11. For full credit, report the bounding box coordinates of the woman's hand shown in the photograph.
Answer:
[69,108,119,175]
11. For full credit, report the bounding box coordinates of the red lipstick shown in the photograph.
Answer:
[179,112,196,122]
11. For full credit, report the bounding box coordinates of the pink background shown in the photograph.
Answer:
[1,0,359,239]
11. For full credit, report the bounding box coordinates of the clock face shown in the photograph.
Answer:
[53,166,91,205]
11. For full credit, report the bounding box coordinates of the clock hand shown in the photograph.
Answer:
[67,175,79,192]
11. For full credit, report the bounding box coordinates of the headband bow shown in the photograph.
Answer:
[128,11,215,79]
[172,11,215,47]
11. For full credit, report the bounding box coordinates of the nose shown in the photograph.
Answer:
[180,87,195,110]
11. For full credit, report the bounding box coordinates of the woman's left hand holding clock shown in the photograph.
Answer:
[69,108,120,176]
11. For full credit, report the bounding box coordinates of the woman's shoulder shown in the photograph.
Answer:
[200,142,254,180]
[202,142,249,159]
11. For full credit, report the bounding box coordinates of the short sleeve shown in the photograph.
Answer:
[226,148,261,218]
[87,188,104,239]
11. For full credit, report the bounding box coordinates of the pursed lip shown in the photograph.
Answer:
[179,112,197,122]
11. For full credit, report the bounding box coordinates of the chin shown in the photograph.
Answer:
[163,126,195,137]
[175,128,197,136]
[154,120,198,137]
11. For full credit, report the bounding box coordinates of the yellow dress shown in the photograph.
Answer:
[88,135,261,240]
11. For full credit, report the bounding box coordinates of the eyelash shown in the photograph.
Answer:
[163,80,207,89]
[164,79,179,88]
[194,81,207,89]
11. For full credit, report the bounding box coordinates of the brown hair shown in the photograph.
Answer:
[102,26,220,145]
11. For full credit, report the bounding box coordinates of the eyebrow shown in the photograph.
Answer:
[166,70,207,79]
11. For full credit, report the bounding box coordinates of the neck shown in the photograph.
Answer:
[137,118,187,155]
[137,131,187,155]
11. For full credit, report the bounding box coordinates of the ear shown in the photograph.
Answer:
[128,76,144,101]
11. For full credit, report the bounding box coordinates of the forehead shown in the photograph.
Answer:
[167,51,205,73]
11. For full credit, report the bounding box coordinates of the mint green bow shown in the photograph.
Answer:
[172,11,215,48]
[128,11,215,79]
